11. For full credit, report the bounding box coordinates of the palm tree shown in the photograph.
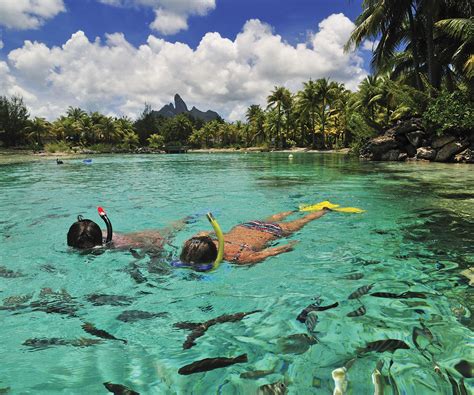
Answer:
[297,79,319,148]
[314,78,338,148]
[267,86,290,148]
[25,117,52,147]
[66,107,87,122]
[245,104,265,146]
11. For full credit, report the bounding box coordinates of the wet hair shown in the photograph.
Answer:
[180,236,217,265]
[67,217,103,249]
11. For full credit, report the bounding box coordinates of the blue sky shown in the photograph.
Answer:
[0,0,371,120]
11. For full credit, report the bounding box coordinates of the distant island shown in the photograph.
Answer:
[153,94,221,122]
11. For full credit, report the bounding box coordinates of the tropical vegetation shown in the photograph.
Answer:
[0,0,472,153]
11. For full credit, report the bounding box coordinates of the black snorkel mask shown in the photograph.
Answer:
[97,206,113,244]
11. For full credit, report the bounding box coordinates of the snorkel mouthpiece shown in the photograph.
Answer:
[207,212,224,271]
[97,206,113,244]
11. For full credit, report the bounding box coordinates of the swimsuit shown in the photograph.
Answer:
[224,240,252,263]
[239,221,284,237]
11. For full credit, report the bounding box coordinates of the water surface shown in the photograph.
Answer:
[0,153,472,394]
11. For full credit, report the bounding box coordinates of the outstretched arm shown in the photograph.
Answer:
[236,241,298,265]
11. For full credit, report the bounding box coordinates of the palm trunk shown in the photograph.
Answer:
[424,4,441,90]
[407,5,423,91]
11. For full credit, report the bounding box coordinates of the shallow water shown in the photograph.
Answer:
[0,153,472,394]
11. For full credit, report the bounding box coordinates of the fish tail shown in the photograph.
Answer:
[235,354,248,363]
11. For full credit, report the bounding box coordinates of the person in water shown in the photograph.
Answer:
[179,208,329,266]
[67,207,185,252]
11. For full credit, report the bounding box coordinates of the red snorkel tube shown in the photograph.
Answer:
[98,206,113,244]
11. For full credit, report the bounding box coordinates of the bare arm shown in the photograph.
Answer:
[236,241,298,265]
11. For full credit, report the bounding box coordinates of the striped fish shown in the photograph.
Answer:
[347,305,366,317]
[348,284,373,300]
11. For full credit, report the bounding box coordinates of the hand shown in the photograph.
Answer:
[279,240,299,252]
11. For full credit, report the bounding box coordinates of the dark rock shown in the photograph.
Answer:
[435,140,469,162]
[432,135,455,149]
[404,144,417,157]
[381,149,400,161]
[398,152,408,161]
[406,131,425,148]
[361,135,398,160]
[421,139,430,147]
[416,147,437,160]
[454,148,474,163]
[174,94,188,114]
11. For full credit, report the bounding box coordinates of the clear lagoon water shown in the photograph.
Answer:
[0,153,472,394]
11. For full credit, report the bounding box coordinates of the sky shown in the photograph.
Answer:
[0,0,373,121]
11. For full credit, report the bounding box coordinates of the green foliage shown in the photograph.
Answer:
[423,90,474,135]
[147,133,165,149]
[121,131,140,150]
[161,114,194,143]
[0,95,29,147]
[88,143,114,153]
[44,141,70,153]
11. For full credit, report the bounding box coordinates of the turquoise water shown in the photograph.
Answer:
[0,153,472,394]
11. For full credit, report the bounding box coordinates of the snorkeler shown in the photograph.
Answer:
[67,207,184,252]
[179,209,329,266]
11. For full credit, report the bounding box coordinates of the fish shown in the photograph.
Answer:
[174,310,261,350]
[0,388,10,394]
[371,291,426,299]
[332,367,348,395]
[446,370,466,395]
[0,266,24,278]
[305,311,319,333]
[127,264,147,284]
[116,310,168,323]
[178,354,248,375]
[86,294,134,306]
[240,368,275,379]
[347,305,366,317]
[342,273,364,280]
[296,302,339,322]
[258,381,287,395]
[81,322,127,344]
[3,294,33,306]
[372,360,384,395]
[22,337,102,350]
[29,300,78,317]
[277,333,317,355]
[103,382,139,395]
[454,360,473,379]
[348,284,373,300]
[357,339,410,355]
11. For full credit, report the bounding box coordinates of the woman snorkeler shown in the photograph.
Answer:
[179,208,330,267]
[67,207,186,253]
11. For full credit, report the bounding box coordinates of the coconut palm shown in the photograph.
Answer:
[24,117,52,147]
[267,86,291,148]
[246,104,265,145]
[297,79,319,148]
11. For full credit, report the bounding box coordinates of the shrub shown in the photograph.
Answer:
[424,90,474,135]
[88,143,113,153]
[44,141,70,153]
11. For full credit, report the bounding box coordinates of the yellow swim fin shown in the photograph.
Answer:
[299,201,340,212]
[299,201,365,214]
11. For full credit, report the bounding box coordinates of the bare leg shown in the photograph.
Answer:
[264,210,295,222]
[279,209,329,233]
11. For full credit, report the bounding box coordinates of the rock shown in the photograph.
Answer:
[435,140,469,162]
[454,148,474,163]
[361,135,398,160]
[398,152,408,161]
[406,131,425,148]
[404,144,417,157]
[388,119,423,136]
[416,147,437,160]
[432,135,455,149]
[381,149,400,161]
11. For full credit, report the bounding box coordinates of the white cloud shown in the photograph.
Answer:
[4,14,367,121]
[0,0,65,30]
[362,39,380,51]
[98,0,216,35]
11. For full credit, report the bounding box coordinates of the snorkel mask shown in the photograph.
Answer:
[172,212,224,272]
[97,206,113,244]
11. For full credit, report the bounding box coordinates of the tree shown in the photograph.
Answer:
[297,80,319,148]
[24,117,52,148]
[0,96,29,147]
[245,104,265,146]
[267,86,290,148]
[147,133,165,149]
[161,114,194,144]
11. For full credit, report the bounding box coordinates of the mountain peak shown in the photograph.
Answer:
[153,94,220,122]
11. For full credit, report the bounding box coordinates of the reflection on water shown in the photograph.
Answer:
[0,153,472,394]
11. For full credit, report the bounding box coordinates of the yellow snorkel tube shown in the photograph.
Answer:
[207,212,224,270]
